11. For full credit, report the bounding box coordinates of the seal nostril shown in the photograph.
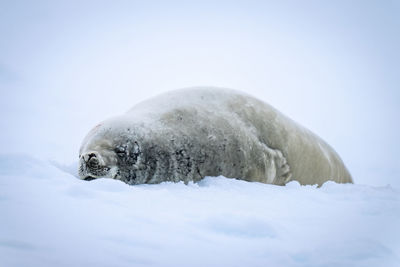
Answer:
[83,153,99,164]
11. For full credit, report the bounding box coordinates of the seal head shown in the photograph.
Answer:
[78,122,120,181]
[78,119,149,184]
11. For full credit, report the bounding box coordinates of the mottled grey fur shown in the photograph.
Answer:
[79,87,352,186]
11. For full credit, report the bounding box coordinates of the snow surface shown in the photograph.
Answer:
[1,154,399,267]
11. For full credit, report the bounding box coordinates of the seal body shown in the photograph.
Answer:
[79,87,352,186]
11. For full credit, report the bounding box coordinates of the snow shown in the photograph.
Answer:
[1,154,399,267]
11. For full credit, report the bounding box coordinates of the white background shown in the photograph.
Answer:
[1,0,399,186]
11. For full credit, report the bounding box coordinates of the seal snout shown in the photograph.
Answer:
[83,152,97,163]
[82,151,104,166]
[86,153,99,168]
[79,151,109,180]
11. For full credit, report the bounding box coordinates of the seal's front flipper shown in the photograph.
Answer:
[272,149,292,185]
[261,144,292,185]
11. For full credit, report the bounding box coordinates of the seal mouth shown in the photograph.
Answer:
[83,176,96,181]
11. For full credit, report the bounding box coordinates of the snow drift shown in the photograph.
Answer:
[0,154,399,267]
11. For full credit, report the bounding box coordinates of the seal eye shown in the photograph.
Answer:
[115,146,125,157]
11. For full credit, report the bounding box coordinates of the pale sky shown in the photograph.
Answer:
[1,0,399,186]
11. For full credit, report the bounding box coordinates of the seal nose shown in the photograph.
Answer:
[81,152,103,170]
[87,153,97,164]
[83,152,97,163]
